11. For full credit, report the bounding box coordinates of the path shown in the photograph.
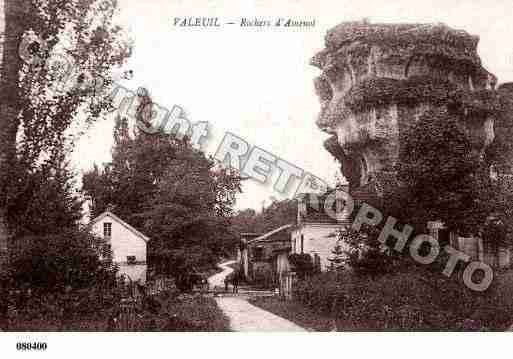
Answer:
[208,260,235,288]
[208,261,306,332]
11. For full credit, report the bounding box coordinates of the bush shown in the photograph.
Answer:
[292,269,513,331]
[289,253,314,279]
[252,264,274,288]
[8,230,116,293]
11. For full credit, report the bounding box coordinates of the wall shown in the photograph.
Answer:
[276,252,291,276]
[118,264,147,284]
[240,247,249,279]
[292,223,348,271]
[91,214,147,283]
[456,234,510,268]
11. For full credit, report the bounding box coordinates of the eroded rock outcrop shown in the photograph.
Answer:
[311,21,513,193]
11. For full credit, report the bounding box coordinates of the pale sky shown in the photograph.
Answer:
[73,0,513,211]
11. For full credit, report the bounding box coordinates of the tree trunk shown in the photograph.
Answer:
[0,0,26,265]
[0,0,27,328]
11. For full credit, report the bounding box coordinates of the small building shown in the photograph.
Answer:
[291,191,351,271]
[90,211,150,283]
[239,225,292,287]
[428,218,511,268]
[238,232,262,280]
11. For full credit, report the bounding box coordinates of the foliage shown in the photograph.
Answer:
[251,264,274,288]
[338,226,404,277]
[395,106,492,236]
[230,198,297,235]
[292,269,513,330]
[288,253,314,279]
[152,292,230,332]
[16,0,132,168]
[328,241,345,271]
[82,113,242,279]
[0,0,131,299]
[5,153,83,237]
[8,229,116,293]
[7,287,121,331]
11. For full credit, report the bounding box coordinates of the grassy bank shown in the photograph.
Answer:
[249,296,334,331]
[252,269,513,331]
[155,292,230,331]
[8,290,230,331]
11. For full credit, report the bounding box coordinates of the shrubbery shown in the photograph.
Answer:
[252,264,274,288]
[288,253,314,279]
[293,269,513,330]
[8,230,116,293]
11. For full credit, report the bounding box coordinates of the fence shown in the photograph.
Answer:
[146,277,175,296]
[279,271,297,300]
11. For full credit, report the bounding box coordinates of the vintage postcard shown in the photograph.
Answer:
[0,0,512,357]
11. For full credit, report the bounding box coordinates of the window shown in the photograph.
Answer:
[103,222,112,237]
[127,256,136,265]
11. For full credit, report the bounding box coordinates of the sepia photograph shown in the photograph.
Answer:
[1,0,513,357]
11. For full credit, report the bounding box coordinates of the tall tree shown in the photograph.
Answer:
[0,0,131,325]
[0,0,29,281]
[396,107,491,235]
[230,199,297,235]
[83,110,242,276]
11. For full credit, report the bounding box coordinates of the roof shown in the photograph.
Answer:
[298,190,351,224]
[90,211,150,243]
[249,224,293,244]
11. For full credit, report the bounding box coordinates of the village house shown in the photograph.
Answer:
[90,211,150,283]
[238,189,353,286]
[238,225,292,287]
[291,191,352,271]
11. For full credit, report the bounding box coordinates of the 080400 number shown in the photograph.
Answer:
[16,342,47,351]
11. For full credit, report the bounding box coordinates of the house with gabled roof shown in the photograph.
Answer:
[90,211,150,283]
[292,189,352,271]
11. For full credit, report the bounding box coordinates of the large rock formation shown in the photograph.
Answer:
[312,21,513,265]
[312,21,513,195]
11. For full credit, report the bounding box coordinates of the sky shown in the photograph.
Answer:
[72,0,513,211]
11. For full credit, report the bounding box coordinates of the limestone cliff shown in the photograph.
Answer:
[312,21,513,198]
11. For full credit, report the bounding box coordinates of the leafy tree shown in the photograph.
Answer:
[230,199,297,235]
[9,229,114,293]
[339,226,402,278]
[0,0,131,267]
[82,163,116,219]
[396,107,491,236]
[328,240,345,271]
[83,108,242,278]
[0,0,130,326]
[6,152,83,237]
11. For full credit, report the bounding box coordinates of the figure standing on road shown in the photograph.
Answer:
[224,277,229,292]
[232,274,239,294]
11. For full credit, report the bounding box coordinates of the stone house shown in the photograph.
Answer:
[90,211,150,283]
[291,191,352,271]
